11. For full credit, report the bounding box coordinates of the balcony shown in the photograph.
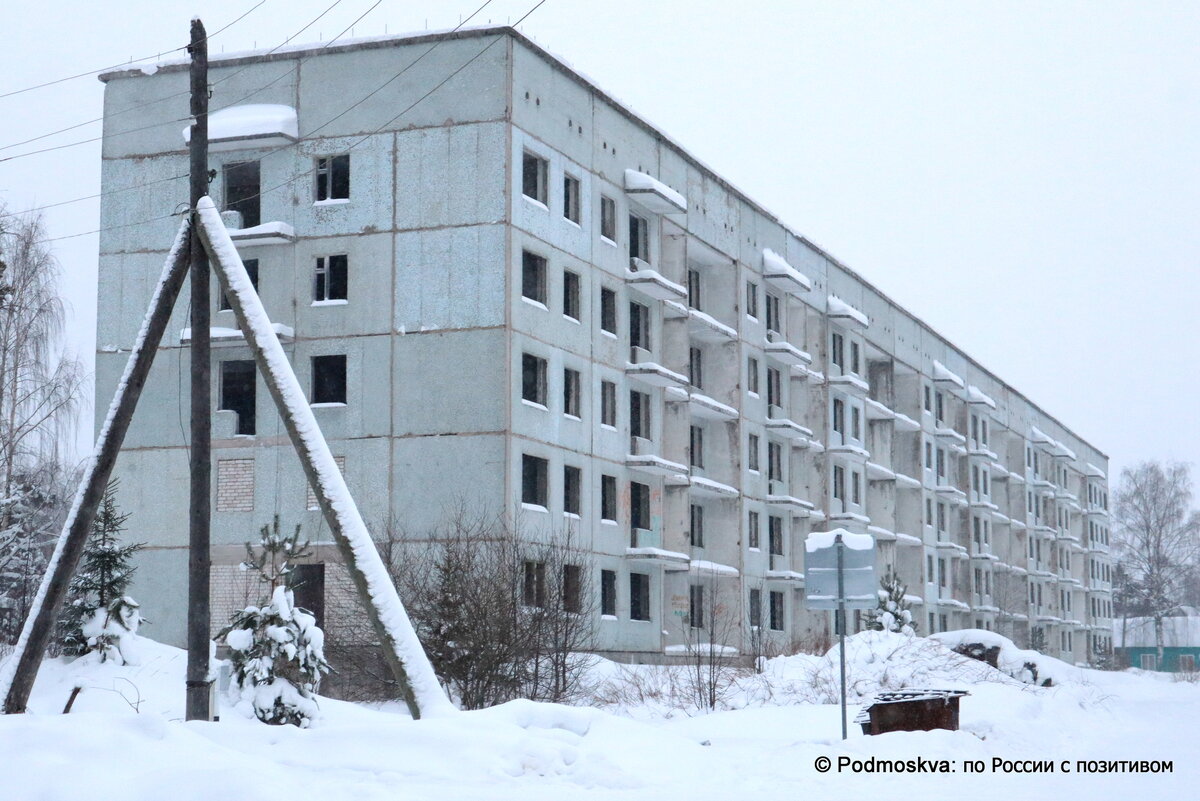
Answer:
[624,168,687,215]
[227,220,296,248]
[687,309,737,342]
[183,103,298,152]
[626,258,687,301]
[625,436,688,477]
[686,392,738,422]
[827,295,869,328]
[827,373,870,395]
[765,489,816,518]
[762,248,812,296]
[626,346,688,389]
[690,475,739,499]
[180,322,293,346]
[626,527,689,569]
[763,333,812,367]
[765,405,815,442]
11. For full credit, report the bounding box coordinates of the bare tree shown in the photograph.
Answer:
[1112,461,1200,665]
[678,572,741,710]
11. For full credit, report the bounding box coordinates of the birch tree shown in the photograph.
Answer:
[1112,461,1200,665]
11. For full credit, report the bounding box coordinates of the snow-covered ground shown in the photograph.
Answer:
[0,632,1194,799]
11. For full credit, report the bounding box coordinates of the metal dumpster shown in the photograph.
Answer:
[855,689,969,735]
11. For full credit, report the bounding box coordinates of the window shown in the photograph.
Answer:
[522,250,547,304]
[219,258,257,311]
[522,150,547,203]
[939,558,948,588]
[600,287,617,334]
[851,406,861,441]
[601,475,617,521]
[746,281,759,319]
[522,454,548,507]
[832,465,845,502]
[690,425,704,468]
[767,367,782,408]
[923,385,932,414]
[630,572,651,621]
[937,502,947,533]
[563,564,582,613]
[690,504,704,547]
[563,465,581,515]
[629,301,650,350]
[600,195,616,241]
[687,269,702,310]
[689,584,705,628]
[832,398,846,436]
[768,441,783,482]
[563,270,581,320]
[935,391,945,425]
[522,353,547,406]
[747,356,760,395]
[851,470,861,505]
[1179,654,1195,673]
[924,440,934,471]
[748,433,760,472]
[766,293,781,334]
[927,553,935,581]
[311,355,346,404]
[523,560,546,607]
[850,341,860,375]
[314,254,348,302]
[749,588,762,628]
[601,381,617,427]
[630,390,651,439]
[748,511,760,549]
[629,213,649,261]
[563,368,581,417]
[769,591,784,631]
[769,515,783,556]
[290,563,325,628]
[831,332,844,368]
[936,447,946,480]
[563,173,581,223]
[630,481,650,530]
[600,569,616,616]
[223,160,261,228]
[219,360,256,436]
[315,154,350,201]
[689,346,703,389]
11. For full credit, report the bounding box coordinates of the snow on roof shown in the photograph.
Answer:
[1029,425,1054,445]
[1085,462,1107,480]
[826,295,869,327]
[623,169,687,214]
[689,560,739,577]
[182,104,298,150]
[966,385,997,409]
[932,360,965,389]
[761,248,812,292]
[805,528,874,553]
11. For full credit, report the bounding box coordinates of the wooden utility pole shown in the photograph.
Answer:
[0,223,193,713]
[185,16,213,723]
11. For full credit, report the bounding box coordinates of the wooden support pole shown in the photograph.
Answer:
[0,221,192,714]
[185,16,213,723]
[196,200,451,719]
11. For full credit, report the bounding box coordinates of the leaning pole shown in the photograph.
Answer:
[0,221,193,714]
[195,198,451,719]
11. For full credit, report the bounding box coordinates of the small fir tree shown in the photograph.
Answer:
[865,570,916,635]
[220,517,330,727]
[60,479,145,662]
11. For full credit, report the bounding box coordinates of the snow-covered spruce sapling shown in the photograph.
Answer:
[865,570,916,635]
[220,516,330,727]
[60,479,146,664]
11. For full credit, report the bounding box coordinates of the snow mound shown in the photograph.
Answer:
[928,629,1084,687]
[811,631,1022,703]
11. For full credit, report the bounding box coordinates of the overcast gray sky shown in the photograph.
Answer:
[1,1,1196,481]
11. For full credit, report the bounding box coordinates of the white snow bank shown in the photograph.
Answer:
[929,629,1083,686]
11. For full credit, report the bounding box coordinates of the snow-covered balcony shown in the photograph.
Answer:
[626,257,687,302]
[765,491,816,519]
[933,360,966,392]
[626,346,688,389]
[626,528,689,570]
[761,248,811,296]
[686,309,737,343]
[624,169,687,216]
[625,436,687,477]
[827,295,869,328]
[765,405,814,442]
[827,372,869,396]
[180,323,293,347]
[182,103,298,152]
[227,220,296,248]
[689,475,739,500]
[686,391,738,422]
[763,333,812,367]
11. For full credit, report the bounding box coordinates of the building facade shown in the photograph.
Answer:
[96,27,1113,665]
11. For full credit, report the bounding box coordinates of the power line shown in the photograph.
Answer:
[0,174,188,220]
[0,0,270,101]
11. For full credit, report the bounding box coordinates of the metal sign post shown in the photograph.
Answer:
[805,527,876,740]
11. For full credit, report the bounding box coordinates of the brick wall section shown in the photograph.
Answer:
[217,458,254,512]
[306,456,345,510]
[210,562,258,638]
